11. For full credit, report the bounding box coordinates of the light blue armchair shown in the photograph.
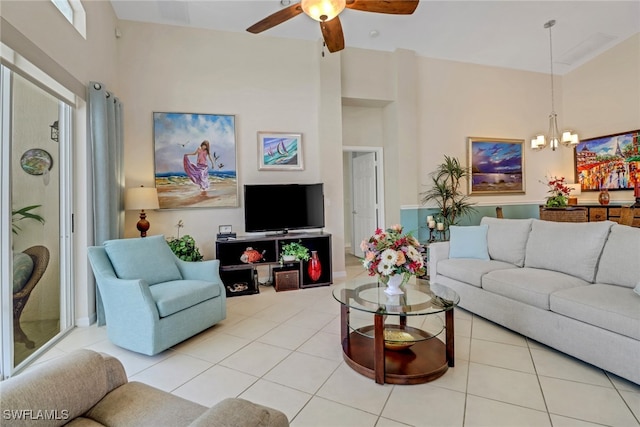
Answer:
[88,235,226,355]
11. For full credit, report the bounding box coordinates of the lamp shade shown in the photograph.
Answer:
[125,186,159,211]
[567,184,582,196]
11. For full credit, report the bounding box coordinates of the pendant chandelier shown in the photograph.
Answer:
[531,20,579,151]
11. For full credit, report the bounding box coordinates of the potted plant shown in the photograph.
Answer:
[166,220,203,261]
[167,235,203,262]
[280,241,310,264]
[542,175,571,207]
[12,204,45,235]
[420,155,476,230]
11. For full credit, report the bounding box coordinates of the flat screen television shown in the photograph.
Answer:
[244,183,325,233]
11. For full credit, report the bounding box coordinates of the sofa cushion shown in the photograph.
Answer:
[551,284,640,341]
[594,224,640,288]
[482,268,589,310]
[191,398,290,427]
[85,381,206,426]
[480,217,533,267]
[437,258,514,288]
[65,417,104,426]
[12,251,34,293]
[104,235,182,285]
[449,225,489,260]
[524,220,614,282]
[149,280,221,317]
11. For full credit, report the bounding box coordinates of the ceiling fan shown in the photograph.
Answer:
[247,0,420,53]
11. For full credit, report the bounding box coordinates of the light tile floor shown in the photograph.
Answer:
[34,257,639,427]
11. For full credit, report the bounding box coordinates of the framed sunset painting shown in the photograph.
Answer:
[574,130,640,191]
[468,137,525,195]
[153,112,238,209]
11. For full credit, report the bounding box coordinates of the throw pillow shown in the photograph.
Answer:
[104,235,182,285]
[480,217,533,267]
[525,220,614,283]
[595,224,640,288]
[13,252,34,293]
[449,225,490,260]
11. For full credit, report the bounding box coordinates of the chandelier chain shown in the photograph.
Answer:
[547,20,555,114]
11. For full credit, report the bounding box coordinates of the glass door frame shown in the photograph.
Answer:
[0,61,75,379]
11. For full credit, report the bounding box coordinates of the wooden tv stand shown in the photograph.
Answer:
[215,232,332,297]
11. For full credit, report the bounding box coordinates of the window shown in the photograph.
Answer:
[51,0,73,24]
[51,0,86,39]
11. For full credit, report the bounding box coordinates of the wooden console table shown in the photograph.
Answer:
[539,204,639,227]
[576,204,640,227]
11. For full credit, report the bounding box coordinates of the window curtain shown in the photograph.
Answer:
[88,82,123,325]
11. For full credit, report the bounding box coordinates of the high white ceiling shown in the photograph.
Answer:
[110,0,640,75]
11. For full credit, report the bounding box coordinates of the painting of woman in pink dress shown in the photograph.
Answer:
[184,140,214,193]
[154,112,237,209]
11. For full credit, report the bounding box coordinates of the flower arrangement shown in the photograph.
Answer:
[361,225,426,279]
[543,175,571,207]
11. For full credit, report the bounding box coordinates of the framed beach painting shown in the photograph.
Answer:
[258,132,303,171]
[574,129,640,191]
[153,112,238,209]
[468,137,525,195]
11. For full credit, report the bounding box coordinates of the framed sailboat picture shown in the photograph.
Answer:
[258,132,303,171]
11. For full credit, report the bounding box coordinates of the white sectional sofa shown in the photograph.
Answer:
[429,217,640,384]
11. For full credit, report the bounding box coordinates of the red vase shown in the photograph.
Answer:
[308,251,322,282]
[598,188,610,205]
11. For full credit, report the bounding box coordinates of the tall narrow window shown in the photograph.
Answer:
[51,0,73,24]
[50,0,86,39]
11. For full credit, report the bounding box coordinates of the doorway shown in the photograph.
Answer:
[343,147,385,258]
[0,64,74,378]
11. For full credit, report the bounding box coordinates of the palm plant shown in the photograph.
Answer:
[420,156,476,229]
[12,205,45,235]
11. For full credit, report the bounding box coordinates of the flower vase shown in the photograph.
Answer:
[384,274,408,295]
[307,250,322,282]
[598,188,610,205]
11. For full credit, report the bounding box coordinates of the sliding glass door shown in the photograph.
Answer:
[0,65,74,377]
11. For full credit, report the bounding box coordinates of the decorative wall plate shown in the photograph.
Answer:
[20,148,53,175]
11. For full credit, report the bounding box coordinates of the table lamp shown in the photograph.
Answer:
[567,184,581,205]
[125,186,159,237]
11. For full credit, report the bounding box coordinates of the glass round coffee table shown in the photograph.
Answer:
[333,277,459,385]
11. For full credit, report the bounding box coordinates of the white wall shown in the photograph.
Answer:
[116,21,328,259]
[564,33,640,204]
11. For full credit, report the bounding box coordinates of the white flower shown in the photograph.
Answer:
[405,246,421,262]
[380,249,398,265]
[377,260,393,276]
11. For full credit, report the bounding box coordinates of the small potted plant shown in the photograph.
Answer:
[280,241,310,264]
[166,220,203,262]
[12,204,45,235]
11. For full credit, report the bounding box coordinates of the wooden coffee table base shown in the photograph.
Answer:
[341,331,449,385]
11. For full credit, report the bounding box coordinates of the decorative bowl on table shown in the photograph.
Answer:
[383,329,416,351]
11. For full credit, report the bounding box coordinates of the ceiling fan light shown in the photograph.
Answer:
[301,0,346,22]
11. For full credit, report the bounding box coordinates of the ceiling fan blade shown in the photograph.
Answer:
[246,4,303,34]
[346,0,419,14]
[320,17,345,53]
